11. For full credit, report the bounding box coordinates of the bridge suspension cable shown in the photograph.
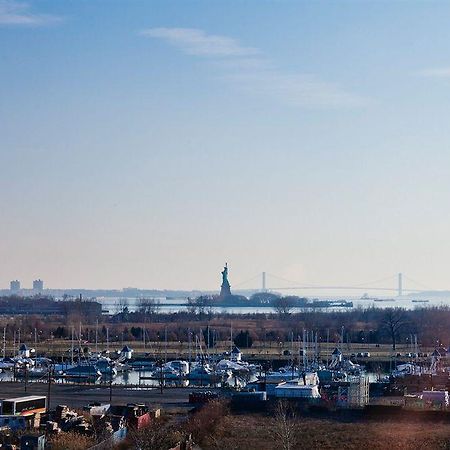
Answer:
[265,273,323,288]
[402,275,432,291]
[351,274,397,288]
[232,271,428,293]
[265,273,398,290]
[233,273,263,289]
[260,272,423,293]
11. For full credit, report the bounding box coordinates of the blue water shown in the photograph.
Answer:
[0,369,158,386]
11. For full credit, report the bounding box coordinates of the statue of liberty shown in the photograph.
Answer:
[220,263,231,298]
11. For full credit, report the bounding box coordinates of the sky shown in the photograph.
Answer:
[2,0,450,292]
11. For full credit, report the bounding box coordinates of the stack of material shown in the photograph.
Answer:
[149,408,161,419]
[109,404,151,430]
[422,390,449,408]
[92,414,114,436]
[54,405,95,436]
[404,394,423,409]
[431,374,450,391]
[55,405,69,422]
[45,421,60,434]
[84,403,110,417]
[32,413,41,430]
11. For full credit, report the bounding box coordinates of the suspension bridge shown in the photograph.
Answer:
[232,272,431,297]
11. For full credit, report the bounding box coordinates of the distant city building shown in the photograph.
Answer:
[33,279,44,292]
[10,280,20,293]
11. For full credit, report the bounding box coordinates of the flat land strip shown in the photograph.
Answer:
[7,339,438,362]
[0,382,193,412]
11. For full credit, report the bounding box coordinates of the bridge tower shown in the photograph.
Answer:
[398,273,403,297]
[262,272,266,292]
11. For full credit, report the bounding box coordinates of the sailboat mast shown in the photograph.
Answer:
[79,322,82,352]
[188,328,192,367]
[95,320,98,354]
[71,326,74,365]
[326,328,330,367]
[34,328,37,363]
[230,322,233,353]
[291,331,294,363]
[302,329,306,368]
[164,326,167,363]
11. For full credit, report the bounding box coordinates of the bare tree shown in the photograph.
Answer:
[186,295,216,316]
[273,297,296,317]
[270,400,297,450]
[116,297,129,314]
[48,431,95,450]
[128,418,181,450]
[138,298,160,315]
[382,308,407,350]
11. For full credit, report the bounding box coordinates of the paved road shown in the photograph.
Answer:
[0,382,195,412]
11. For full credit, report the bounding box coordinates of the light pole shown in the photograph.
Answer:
[47,365,53,414]
[156,359,164,394]
[24,363,28,393]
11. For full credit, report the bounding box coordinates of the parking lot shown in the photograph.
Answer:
[0,382,196,413]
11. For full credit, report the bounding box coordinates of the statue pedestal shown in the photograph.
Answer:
[220,281,231,299]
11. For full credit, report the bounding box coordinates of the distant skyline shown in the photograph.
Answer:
[3,1,450,291]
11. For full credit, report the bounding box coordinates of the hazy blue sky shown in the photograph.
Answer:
[2,0,450,292]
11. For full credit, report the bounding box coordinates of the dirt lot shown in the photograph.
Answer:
[206,413,450,450]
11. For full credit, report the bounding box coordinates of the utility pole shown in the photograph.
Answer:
[262,272,266,292]
[109,361,113,402]
[47,365,53,413]
[24,364,28,393]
